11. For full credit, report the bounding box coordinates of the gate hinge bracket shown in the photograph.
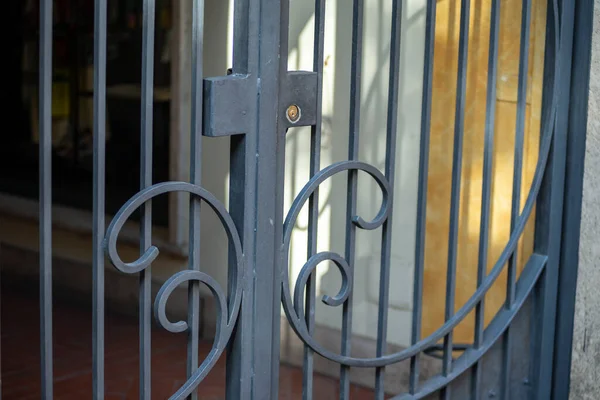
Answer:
[281,71,318,128]
[203,74,253,137]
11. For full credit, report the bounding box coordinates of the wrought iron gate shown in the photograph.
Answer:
[25,0,592,398]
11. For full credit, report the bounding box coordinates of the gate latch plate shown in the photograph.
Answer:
[281,71,318,128]
[202,71,318,136]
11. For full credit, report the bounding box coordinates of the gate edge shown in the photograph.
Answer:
[551,0,594,398]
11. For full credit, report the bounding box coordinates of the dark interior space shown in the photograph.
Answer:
[0,0,171,226]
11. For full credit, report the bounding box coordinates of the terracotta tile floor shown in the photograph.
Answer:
[2,284,376,399]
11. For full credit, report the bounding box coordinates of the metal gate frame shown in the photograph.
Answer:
[28,0,594,398]
[551,0,594,398]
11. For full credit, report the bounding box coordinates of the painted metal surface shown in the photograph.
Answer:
[32,0,593,398]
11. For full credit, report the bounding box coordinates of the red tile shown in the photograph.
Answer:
[2,286,378,399]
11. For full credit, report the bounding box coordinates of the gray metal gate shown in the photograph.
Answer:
[27,0,593,398]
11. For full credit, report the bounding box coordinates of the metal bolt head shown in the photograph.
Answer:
[286,104,301,123]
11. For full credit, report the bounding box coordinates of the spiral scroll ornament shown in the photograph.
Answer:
[104,181,243,399]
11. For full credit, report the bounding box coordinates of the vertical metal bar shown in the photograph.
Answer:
[507,0,532,341]
[374,1,402,398]
[303,0,326,399]
[226,0,253,397]
[226,137,250,400]
[533,0,574,398]
[92,0,107,398]
[187,1,204,399]
[139,1,155,399]
[471,0,500,398]
[552,0,593,397]
[441,1,470,398]
[502,1,532,398]
[341,0,364,397]
[410,0,436,393]
[225,0,286,397]
[39,0,54,397]
[254,0,286,395]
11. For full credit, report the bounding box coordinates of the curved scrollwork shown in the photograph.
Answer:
[282,0,560,372]
[392,254,547,400]
[154,270,238,399]
[292,252,353,320]
[104,181,243,400]
[281,161,393,366]
[283,161,391,238]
